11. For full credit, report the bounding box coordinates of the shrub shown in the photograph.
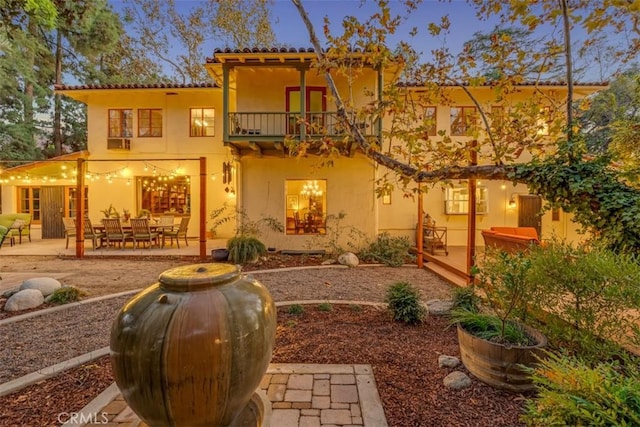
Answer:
[359,232,413,267]
[318,302,333,312]
[522,352,640,426]
[451,286,480,313]
[227,236,266,264]
[47,286,83,304]
[385,282,426,324]
[287,304,304,315]
[526,241,640,361]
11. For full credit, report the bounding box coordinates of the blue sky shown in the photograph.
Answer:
[109,0,620,81]
[270,0,493,56]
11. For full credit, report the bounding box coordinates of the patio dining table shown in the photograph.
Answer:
[93,221,174,248]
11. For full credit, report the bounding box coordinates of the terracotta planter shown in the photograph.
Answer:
[457,323,547,393]
[110,263,276,426]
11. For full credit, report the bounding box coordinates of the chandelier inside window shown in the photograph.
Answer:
[300,180,322,198]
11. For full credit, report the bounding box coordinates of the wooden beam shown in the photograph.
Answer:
[75,158,85,259]
[199,156,207,261]
[249,142,262,156]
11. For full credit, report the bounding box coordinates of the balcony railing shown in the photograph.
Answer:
[228,112,376,139]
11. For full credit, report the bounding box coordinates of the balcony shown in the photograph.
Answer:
[226,112,377,156]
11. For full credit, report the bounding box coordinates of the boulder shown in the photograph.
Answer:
[20,277,61,297]
[4,289,44,312]
[426,299,453,315]
[443,371,472,390]
[337,252,359,267]
[438,355,460,368]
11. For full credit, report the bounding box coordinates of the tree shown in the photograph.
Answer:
[0,0,57,162]
[578,66,640,169]
[0,0,135,159]
[48,0,122,156]
[291,0,640,252]
[121,0,276,84]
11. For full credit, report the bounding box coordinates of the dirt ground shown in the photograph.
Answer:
[0,254,328,298]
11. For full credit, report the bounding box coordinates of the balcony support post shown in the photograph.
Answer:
[299,66,306,140]
[222,64,230,142]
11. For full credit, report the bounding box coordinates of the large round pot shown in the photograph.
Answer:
[457,323,547,393]
[110,263,276,426]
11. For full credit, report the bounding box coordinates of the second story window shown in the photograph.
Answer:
[138,109,163,137]
[423,106,437,136]
[190,108,215,136]
[108,109,133,137]
[450,106,477,136]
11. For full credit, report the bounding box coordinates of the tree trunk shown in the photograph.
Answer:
[54,29,63,156]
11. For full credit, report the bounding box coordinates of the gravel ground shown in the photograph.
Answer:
[0,264,453,384]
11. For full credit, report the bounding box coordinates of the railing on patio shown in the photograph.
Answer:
[228,112,376,138]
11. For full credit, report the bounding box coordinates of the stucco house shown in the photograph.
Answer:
[0,47,604,256]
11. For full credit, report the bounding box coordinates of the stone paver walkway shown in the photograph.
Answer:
[80,364,388,427]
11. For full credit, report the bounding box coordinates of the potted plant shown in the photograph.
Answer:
[451,250,547,392]
[137,209,151,219]
[101,204,120,218]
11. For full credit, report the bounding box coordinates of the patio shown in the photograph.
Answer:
[0,236,229,258]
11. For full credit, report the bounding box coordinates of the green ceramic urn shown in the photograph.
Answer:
[110,263,276,426]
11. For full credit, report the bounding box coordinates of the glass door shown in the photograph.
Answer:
[286,87,326,135]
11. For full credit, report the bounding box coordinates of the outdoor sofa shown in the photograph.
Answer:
[480,226,540,254]
[0,213,32,244]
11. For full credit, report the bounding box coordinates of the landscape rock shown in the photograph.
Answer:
[2,289,19,298]
[426,299,453,315]
[438,355,460,368]
[20,277,61,296]
[338,252,359,267]
[321,259,337,265]
[443,371,472,390]
[4,289,44,312]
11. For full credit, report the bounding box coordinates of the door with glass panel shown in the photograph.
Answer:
[285,87,326,135]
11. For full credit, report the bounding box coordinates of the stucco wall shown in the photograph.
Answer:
[238,154,377,252]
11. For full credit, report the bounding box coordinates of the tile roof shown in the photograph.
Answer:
[54,83,217,91]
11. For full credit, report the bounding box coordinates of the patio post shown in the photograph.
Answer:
[199,156,207,261]
[466,140,477,282]
[76,158,85,258]
[417,184,423,268]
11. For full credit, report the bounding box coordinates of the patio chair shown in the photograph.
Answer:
[102,218,132,249]
[130,218,160,249]
[62,217,76,249]
[162,216,190,248]
[157,216,176,231]
[83,217,106,250]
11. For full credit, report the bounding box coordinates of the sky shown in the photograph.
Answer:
[109,0,625,82]
[270,0,492,56]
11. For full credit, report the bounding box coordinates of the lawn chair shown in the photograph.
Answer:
[130,218,160,249]
[102,218,132,249]
[83,217,106,250]
[62,217,76,249]
[162,216,189,248]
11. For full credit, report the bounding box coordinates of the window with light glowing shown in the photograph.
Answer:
[444,186,488,214]
[285,179,327,235]
[190,108,215,137]
[137,176,190,215]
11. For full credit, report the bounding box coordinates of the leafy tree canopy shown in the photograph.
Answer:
[291,0,640,252]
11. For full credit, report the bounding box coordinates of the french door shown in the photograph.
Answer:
[285,86,326,134]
